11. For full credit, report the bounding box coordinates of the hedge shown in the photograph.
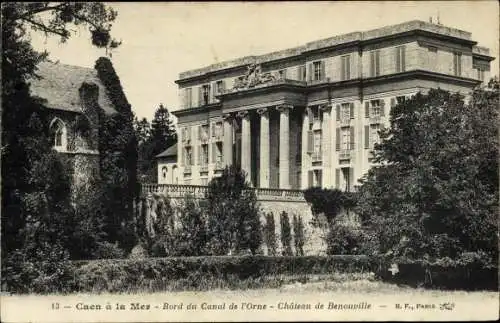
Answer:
[72,255,376,293]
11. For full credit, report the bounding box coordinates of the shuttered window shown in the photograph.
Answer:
[370,50,380,77]
[335,128,341,151]
[185,88,192,108]
[308,170,313,188]
[395,46,406,73]
[313,61,323,81]
[335,168,340,189]
[349,126,355,150]
[364,125,370,149]
[341,55,351,81]
[299,65,307,81]
[453,52,462,76]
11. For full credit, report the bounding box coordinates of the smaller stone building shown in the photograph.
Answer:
[29,61,118,194]
[156,143,179,184]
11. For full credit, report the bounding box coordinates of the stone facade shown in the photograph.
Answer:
[171,20,494,191]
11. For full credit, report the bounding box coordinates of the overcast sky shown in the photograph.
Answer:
[30,1,499,122]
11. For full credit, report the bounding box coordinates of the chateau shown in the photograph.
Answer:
[160,20,493,191]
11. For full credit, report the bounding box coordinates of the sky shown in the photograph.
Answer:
[30,1,499,122]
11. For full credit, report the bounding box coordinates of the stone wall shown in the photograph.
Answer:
[138,192,328,256]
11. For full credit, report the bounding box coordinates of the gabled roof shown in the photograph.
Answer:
[29,61,116,115]
[156,143,178,158]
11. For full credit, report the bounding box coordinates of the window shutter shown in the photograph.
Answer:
[395,47,401,73]
[401,46,406,72]
[370,51,375,77]
[320,60,325,80]
[349,126,355,149]
[391,97,396,108]
[307,171,312,188]
[335,128,340,151]
[300,65,305,81]
[307,131,313,153]
[211,122,216,137]
[198,125,202,140]
[335,168,340,189]
[308,63,312,81]
[380,100,385,116]
[212,143,216,163]
[317,170,322,188]
[365,101,370,118]
[364,125,370,149]
[336,104,341,121]
[307,108,313,124]
[346,55,350,80]
[198,86,203,106]
[376,51,380,76]
[183,88,188,108]
[212,83,217,99]
[350,103,354,119]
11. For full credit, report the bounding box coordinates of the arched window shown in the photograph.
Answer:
[49,118,67,150]
[162,166,168,179]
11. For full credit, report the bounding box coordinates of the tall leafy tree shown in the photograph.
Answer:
[205,166,262,255]
[95,57,138,252]
[356,84,499,266]
[1,2,120,291]
[136,104,177,182]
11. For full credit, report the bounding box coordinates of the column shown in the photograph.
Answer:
[223,113,233,166]
[257,108,270,188]
[238,110,252,185]
[277,104,293,189]
[301,107,310,190]
[320,104,332,188]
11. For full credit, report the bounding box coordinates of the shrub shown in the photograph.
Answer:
[172,195,207,256]
[263,212,277,256]
[206,166,262,255]
[280,211,293,256]
[293,214,305,256]
[326,224,368,255]
[94,241,126,259]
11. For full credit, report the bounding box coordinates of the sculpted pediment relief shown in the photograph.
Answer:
[232,63,277,91]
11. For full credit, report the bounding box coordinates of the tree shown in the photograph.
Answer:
[2,2,120,291]
[356,85,499,266]
[205,166,262,255]
[279,211,293,256]
[95,57,138,252]
[263,213,277,256]
[293,214,305,256]
[136,104,177,182]
[172,195,208,256]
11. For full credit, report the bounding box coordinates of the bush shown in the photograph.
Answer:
[94,241,126,259]
[326,224,371,255]
[280,212,293,256]
[293,214,305,256]
[263,213,277,256]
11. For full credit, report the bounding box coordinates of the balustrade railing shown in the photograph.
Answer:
[141,184,305,201]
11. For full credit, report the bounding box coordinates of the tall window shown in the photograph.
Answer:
[340,103,351,120]
[453,52,462,76]
[313,130,321,154]
[313,61,322,81]
[202,84,210,105]
[341,55,351,81]
[215,80,225,95]
[50,118,66,150]
[477,67,485,81]
[371,100,381,117]
[341,128,351,150]
[215,142,223,163]
[162,166,168,179]
[395,46,406,73]
[370,50,380,77]
[370,50,381,77]
[185,88,192,108]
[299,65,307,81]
